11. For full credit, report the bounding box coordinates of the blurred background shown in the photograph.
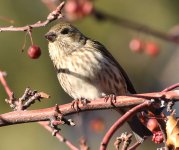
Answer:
[0,0,179,149]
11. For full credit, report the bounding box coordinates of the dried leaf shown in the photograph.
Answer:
[166,114,179,149]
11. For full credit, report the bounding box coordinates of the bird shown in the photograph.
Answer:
[45,22,152,142]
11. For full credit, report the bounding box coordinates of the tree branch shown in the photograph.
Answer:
[162,83,179,92]
[0,71,13,98]
[99,100,152,150]
[0,1,65,32]
[93,10,179,44]
[0,70,79,150]
[39,122,79,150]
[0,90,179,127]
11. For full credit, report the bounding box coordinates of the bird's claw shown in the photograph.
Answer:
[104,94,117,104]
[71,98,89,112]
[71,99,80,112]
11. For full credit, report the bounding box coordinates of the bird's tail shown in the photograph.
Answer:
[116,108,152,142]
[128,115,152,143]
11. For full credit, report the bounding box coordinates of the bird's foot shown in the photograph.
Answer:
[71,98,89,111]
[71,99,80,112]
[103,94,117,105]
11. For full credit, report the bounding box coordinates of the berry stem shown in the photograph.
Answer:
[21,31,28,52]
[28,29,34,45]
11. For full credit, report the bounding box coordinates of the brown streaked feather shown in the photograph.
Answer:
[91,40,137,94]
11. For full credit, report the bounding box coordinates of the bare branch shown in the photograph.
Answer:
[0,1,65,32]
[0,70,77,150]
[0,71,13,98]
[93,10,179,44]
[128,141,142,150]
[0,90,179,127]
[38,122,79,150]
[162,83,179,92]
[99,100,152,150]
[79,137,89,150]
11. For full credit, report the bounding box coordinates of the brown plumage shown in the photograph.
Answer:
[45,22,152,142]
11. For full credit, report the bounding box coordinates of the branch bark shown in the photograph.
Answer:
[99,101,152,150]
[0,90,179,127]
[0,1,65,32]
[93,10,179,44]
[39,122,79,150]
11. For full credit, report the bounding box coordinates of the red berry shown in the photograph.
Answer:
[129,38,144,53]
[144,42,160,57]
[65,0,93,20]
[65,0,78,14]
[82,0,93,15]
[147,118,159,132]
[27,45,41,59]
[152,131,163,144]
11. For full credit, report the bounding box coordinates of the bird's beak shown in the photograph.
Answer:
[45,32,57,42]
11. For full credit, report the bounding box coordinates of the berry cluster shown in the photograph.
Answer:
[129,38,160,57]
[65,0,93,20]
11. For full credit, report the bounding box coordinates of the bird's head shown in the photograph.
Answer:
[45,22,86,55]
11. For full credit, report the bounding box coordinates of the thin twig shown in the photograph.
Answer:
[38,122,79,150]
[162,83,179,92]
[93,10,179,44]
[127,141,141,150]
[0,1,65,32]
[79,137,89,150]
[0,71,13,98]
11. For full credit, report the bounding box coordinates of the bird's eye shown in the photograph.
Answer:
[61,28,70,34]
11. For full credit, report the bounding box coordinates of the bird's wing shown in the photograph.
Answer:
[91,40,137,94]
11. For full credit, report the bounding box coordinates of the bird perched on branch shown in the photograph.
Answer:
[45,22,152,142]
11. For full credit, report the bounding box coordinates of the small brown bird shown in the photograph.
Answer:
[45,22,152,142]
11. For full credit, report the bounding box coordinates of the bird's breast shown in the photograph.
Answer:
[56,50,104,99]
